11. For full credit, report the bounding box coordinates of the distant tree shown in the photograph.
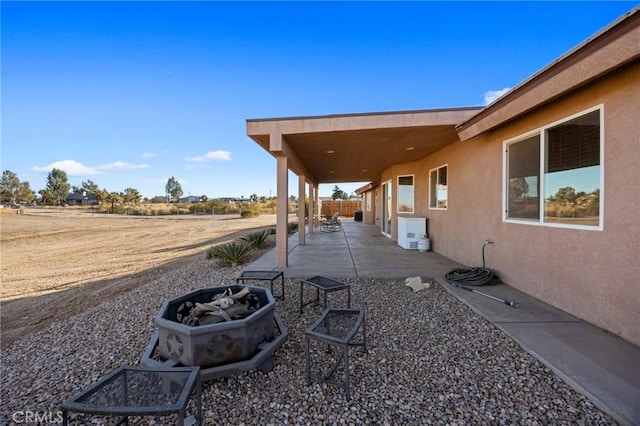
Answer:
[17,182,35,205]
[200,194,209,202]
[150,195,167,203]
[38,188,55,206]
[165,177,183,203]
[0,170,21,204]
[250,193,258,202]
[81,179,100,195]
[122,187,141,205]
[509,177,529,203]
[553,186,577,205]
[105,192,123,212]
[331,185,348,200]
[46,168,71,205]
[94,189,109,205]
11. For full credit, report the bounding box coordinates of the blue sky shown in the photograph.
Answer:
[2,1,636,199]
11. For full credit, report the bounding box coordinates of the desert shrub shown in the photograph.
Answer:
[261,199,277,214]
[110,204,126,214]
[160,205,179,215]
[125,206,144,215]
[545,204,585,218]
[187,202,206,215]
[240,229,273,249]
[207,240,255,266]
[240,209,260,218]
[288,222,298,234]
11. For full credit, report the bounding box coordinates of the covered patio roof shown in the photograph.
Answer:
[246,107,481,268]
[246,107,482,186]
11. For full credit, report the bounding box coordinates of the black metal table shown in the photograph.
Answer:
[305,308,367,400]
[300,275,351,313]
[236,270,285,300]
[60,366,201,426]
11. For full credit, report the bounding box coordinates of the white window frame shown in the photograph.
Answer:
[397,174,415,213]
[366,192,372,212]
[502,105,604,231]
[429,164,448,210]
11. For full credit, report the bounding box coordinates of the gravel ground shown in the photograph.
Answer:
[0,256,617,425]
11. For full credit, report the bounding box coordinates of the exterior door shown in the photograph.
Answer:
[381,180,392,237]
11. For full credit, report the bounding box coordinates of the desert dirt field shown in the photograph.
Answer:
[0,208,277,349]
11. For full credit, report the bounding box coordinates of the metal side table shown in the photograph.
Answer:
[305,308,367,400]
[300,276,351,313]
[236,270,285,300]
[60,366,201,426]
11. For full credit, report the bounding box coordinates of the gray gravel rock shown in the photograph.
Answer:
[0,258,617,425]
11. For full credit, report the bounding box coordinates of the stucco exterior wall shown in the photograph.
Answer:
[442,63,638,345]
[360,190,376,225]
[368,62,639,345]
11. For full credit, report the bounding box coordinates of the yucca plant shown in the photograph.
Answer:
[207,240,255,266]
[240,229,273,249]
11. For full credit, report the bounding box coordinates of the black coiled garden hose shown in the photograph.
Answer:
[444,240,497,286]
[445,266,495,286]
[444,240,519,308]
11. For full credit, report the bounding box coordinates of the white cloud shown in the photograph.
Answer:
[185,150,231,162]
[97,161,149,171]
[484,87,511,105]
[32,160,149,176]
[32,160,102,176]
[142,152,157,159]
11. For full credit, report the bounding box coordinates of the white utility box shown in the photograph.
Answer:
[397,217,427,250]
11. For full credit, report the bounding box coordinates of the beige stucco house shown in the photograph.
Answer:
[247,8,640,346]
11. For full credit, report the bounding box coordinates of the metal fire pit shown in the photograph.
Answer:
[141,285,288,381]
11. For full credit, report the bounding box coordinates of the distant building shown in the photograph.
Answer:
[66,193,98,206]
[179,196,202,203]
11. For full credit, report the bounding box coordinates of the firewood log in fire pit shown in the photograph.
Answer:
[177,286,260,326]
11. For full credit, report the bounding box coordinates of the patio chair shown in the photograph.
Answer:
[322,212,342,232]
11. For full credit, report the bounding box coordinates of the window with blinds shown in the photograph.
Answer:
[504,107,602,229]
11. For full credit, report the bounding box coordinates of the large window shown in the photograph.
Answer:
[505,107,602,229]
[397,175,414,213]
[429,165,448,209]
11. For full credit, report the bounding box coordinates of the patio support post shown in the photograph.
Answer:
[298,175,306,245]
[315,186,320,227]
[308,184,316,234]
[275,147,289,268]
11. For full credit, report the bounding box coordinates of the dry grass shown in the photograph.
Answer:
[0,208,277,349]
